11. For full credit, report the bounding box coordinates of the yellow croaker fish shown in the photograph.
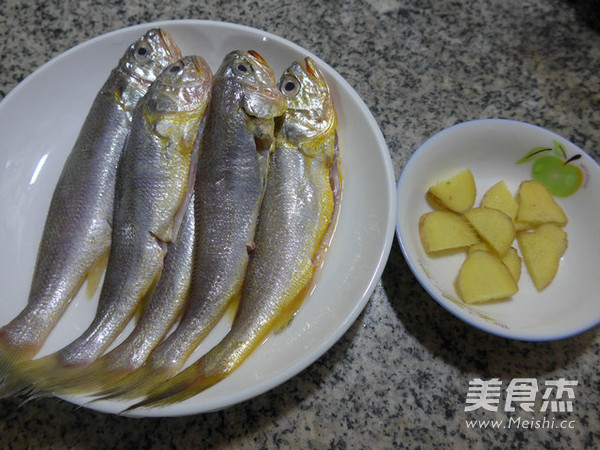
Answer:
[9,55,212,395]
[44,198,196,395]
[127,57,340,410]
[95,50,286,400]
[0,29,182,382]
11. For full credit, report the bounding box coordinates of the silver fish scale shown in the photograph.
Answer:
[1,66,145,350]
[102,196,195,372]
[55,56,211,368]
[142,51,285,377]
[0,29,182,365]
[147,82,269,369]
[203,142,331,375]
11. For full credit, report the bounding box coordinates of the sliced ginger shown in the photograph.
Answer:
[464,207,515,256]
[456,250,519,304]
[419,170,569,304]
[480,181,518,222]
[418,211,480,253]
[517,223,567,291]
[468,244,522,283]
[500,247,522,283]
[426,169,476,214]
[516,180,568,228]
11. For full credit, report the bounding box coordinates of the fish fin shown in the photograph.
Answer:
[0,369,31,399]
[41,357,131,396]
[91,363,172,401]
[133,272,162,323]
[272,267,315,334]
[0,353,61,399]
[52,359,109,395]
[85,249,109,298]
[13,353,97,397]
[0,333,52,400]
[313,132,341,271]
[94,284,237,402]
[1,340,22,379]
[224,291,242,323]
[124,360,224,411]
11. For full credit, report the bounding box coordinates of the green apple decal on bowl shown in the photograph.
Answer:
[517,140,584,197]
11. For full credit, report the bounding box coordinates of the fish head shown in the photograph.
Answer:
[120,28,183,85]
[143,56,213,143]
[145,56,213,114]
[276,57,336,144]
[216,50,286,119]
[111,29,183,113]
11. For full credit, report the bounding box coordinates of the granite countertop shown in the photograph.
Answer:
[1,0,599,448]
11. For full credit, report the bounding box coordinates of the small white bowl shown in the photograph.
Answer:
[396,119,600,341]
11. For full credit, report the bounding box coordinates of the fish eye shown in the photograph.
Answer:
[169,64,182,73]
[133,43,152,62]
[233,59,252,76]
[280,76,300,97]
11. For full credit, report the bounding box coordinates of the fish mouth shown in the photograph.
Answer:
[191,55,212,81]
[302,58,314,76]
[248,50,268,66]
[241,87,286,119]
[157,29,183,59]
[299,57,326,86]
[240,80,286,119]
[245,50,286,115]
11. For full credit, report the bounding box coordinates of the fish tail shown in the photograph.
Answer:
[92,363,171,401]
[39,357,124,396]
[0,326,41,371]
[0,369,31,399]
[0,353,58,399]
[12,353,96,397]
[0,331,38,394]
[0,341,17,382]
[124,360,225,412]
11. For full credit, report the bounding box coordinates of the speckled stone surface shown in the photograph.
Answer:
[1,0,599,448]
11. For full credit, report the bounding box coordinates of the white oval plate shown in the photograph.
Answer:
[396,119,600,341]
[0,20,396,416]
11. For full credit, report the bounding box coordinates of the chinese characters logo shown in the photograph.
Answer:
[465,378,577,413]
